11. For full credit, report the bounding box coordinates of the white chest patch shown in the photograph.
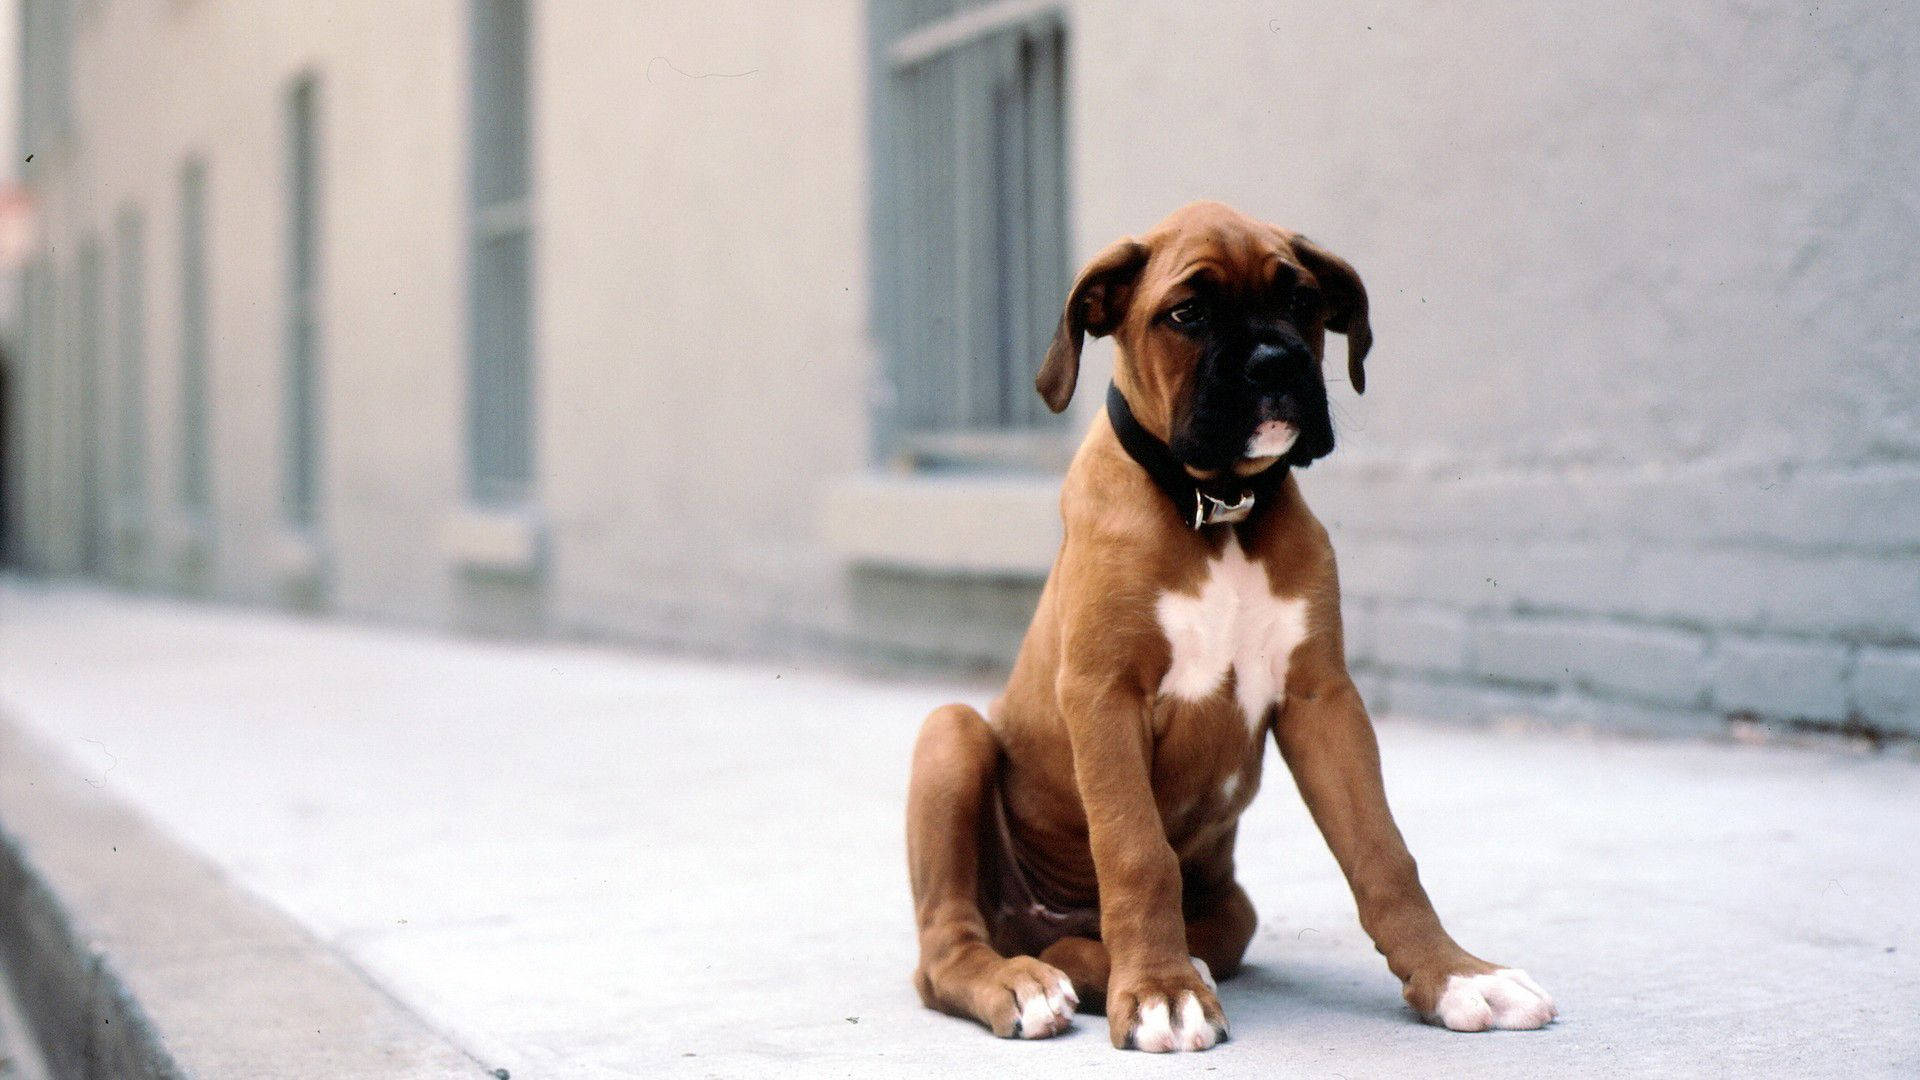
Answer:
[1155,542,1311,733]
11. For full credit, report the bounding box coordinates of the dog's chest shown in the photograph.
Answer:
[1154,542,1310,734]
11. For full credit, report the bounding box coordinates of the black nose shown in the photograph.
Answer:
[1245,343,1289,385]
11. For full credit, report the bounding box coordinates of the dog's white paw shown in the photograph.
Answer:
[1113,961,1228,1052]
[1010,965,1078,1040]
[1430,968,1556,1031]
[964,955,1076,1039]
[1131,993,1222,1052]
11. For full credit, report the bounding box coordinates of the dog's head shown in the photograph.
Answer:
[1037,201,1371,475]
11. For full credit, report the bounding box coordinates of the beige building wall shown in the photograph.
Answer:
[10,1,882,650]
[1,0,19,331]
[12,0,875,650]
[536,2,871,653]
[16,0,467,614]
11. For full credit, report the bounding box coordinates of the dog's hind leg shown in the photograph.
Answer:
[1038,936,1110,1011]
[908,703,1077,1039]
[1184,880,1258,980]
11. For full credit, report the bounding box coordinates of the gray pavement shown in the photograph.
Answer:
[1,579,1916,1078]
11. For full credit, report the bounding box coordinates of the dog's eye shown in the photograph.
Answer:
[1166,300,1205,326]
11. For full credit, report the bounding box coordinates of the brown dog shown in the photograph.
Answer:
[905,202,1555,1051]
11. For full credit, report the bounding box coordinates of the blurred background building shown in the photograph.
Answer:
[3,2,1915,736]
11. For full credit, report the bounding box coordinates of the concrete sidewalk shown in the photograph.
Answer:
[1,580,1916,1078]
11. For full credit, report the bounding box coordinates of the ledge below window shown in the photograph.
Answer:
[441,505,545,576]
[268,529,329,589]
[154,512,215,588]
[821,472,1061,578]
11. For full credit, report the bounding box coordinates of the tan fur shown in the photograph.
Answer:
[907,202,1536,1050]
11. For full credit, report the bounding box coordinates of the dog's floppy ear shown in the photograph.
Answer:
[1036,238,1149,413]
[1289,234,1374,394]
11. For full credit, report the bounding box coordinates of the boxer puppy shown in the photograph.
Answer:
[905,201,1555,1051]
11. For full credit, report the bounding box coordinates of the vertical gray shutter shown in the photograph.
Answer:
[466,0,535,507]
[285,76,322,529]
[872,2,1069,456]
[179,159,212,515]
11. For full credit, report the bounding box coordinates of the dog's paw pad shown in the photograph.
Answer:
[1431,968,1556,1032]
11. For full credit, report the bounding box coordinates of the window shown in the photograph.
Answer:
[20,0,74,150]
[285,76,322,529]
[16,258,54,561]
[869,0,1069,464]
[179,159,211,514]
[75,238,104,571]
[114,206,146,510]
[466,0,534,507]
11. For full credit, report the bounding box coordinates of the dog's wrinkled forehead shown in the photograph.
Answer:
[1037,199,1372,415]
[1130,202,1303,318]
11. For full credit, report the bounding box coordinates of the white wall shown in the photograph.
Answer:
[26,0,467,613]
[0,0,20,331]
[537,1,872,652]
[16,0,877,650]
[0,0,16,184]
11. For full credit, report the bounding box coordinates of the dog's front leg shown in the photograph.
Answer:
[1060,673,1229,1052]
[1274,665,1556,1031]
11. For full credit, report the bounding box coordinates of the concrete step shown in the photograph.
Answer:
[0,720,497,1080]
[0,955,55,1080]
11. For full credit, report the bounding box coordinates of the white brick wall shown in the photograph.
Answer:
[1469,619,1710,710]
[1326,467,1920,734]
[1065,1,1920,740]
[1062,1,1920,740]
[1851,649,1920,738]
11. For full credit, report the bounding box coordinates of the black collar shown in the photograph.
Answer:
[1106,382,1290,530]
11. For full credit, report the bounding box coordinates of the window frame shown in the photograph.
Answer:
[74,236,105,571]
[868,0,1072,472]
[284,74,323,531]
[114,204,146,513]
[464,0,536,510]
[178,157,212,517]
